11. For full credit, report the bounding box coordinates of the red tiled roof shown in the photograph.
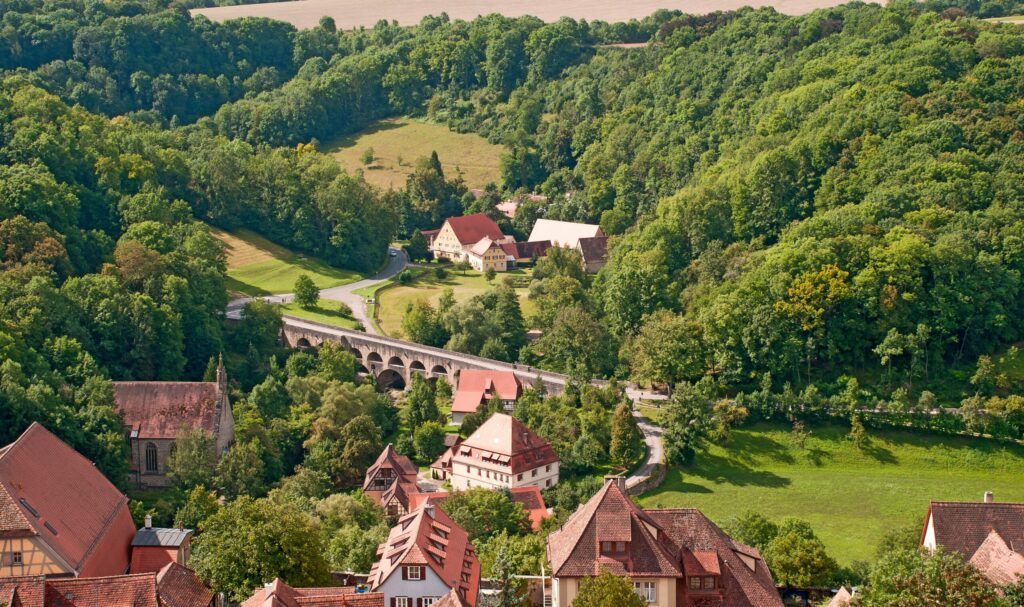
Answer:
[455,414,558,475]
[502,241,550,261]
[0,423,136,577]
[156,562,214,607]
[924,501,1024,560]
[113,382,221,440]
[444,214,504,246]
[433,588,471,607]
[547,478,782,607]
[968,530,1024,587]
[241,578,383,607]
[0,576,45,607]
[46,573,159,607]
[368,505,480,606]
[452,372,521,414]
[362,445,419,492]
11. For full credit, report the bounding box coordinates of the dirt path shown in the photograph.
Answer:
[194,0,882,30]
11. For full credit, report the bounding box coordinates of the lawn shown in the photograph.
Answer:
[276,301,359,329]
[326,118,505,190]
[638,422,1024,565]
[210,227,361,296]
[375,268,535,338]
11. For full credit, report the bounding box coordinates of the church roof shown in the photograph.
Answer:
[113,382,221,440]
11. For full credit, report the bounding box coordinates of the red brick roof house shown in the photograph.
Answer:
[450,372,521,426]
[500,241,551,269]
[429,437,462,482]
[241,577,383,607]
[363,445,419,507]
[368,503,480,607]
[0,423,137,579]
[407,487,550,532]
[113,357,234,488]
[546,477,783,607]
[920,494,1024,587]
[0,569,210,607]
[155,562,214,607]
[432,588,471,607]
[429,214,514,268]
[381,482,420,519]
[450,414,559,491]
[129,520,193,574]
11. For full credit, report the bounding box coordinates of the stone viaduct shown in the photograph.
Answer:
[280,316,576,393]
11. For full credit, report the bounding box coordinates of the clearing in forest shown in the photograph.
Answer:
[326,118,505,190]
[639,422,1024,565]
[209,226,361,296]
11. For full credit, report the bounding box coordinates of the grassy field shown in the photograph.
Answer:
[326,118,505,190]
[375,268,535,338]
[639,422,1024,565]
[276,301,360,329]
[210,227,361,296]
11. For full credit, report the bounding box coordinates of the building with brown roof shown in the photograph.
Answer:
[113,357,234,488]
[367,503,480,607]
[0,568,211,607]
[920,493,1024,588]
[431,588,471,607]
[0,423,137,579]
[155,562,214,607]
[450,414,559,491]
[429,214,515,271]
[546,477,783,607]
[465,237,508,273]
[429,436,462,482]
[450,371,522,426]
[129,518,192,575]
[575,235,609,274]
[241,577,383,607]
[363,445,419,508]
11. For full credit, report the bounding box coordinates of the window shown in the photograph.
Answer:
[633,581,656,603]
[531,469,537,477]
[406,566,422,580]
[395,597,410,607]
[423,599,438,607]
[517,474,523,481]
[546,479,551,487]
[144,443,158,473]
[689,577,702,590]
[12,552,23,565]
[703,576,716,590]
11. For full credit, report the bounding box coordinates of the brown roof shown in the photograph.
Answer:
[505,241,551,260]
[0,576,46,607]
[452,371,521,414]
[968,530,1024,587]
[547,478,782,607]
[924,501,1024,560]
[46,574,159,607]
[362,445,419,492]
[113,382,221,440]
[455,414,558,475]
[0,423,137,577]
[444,214,504,246]
[368,505,480,606]
[241,578,383,607]
[382,481,418,512]
[828,587,853,607]
[156,562,214,607]
[432,588,471,607]
[576,235,608,262]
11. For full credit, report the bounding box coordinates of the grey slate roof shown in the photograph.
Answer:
[132,527,193,547]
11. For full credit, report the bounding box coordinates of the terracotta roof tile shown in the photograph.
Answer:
[925,501,1024,560]
[452,372,521,414]
[432,588,471,607]
[454,414,558,475]
[241,579,382,607]
[113,382,220,440]
[576,236,608,263]
[443,215,505,246]
[46,573,159,607]
[0,423,136,577]
[968,530,1024,587]
[156,562,213,607]
[362,445,418,493]
[0,576,46,607]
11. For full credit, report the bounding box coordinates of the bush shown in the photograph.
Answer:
[435,267,448,279]
[485,267,497,281]
[397,270,414,285]
[338,302,353,318]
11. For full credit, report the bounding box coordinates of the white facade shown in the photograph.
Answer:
[450,459,559,491]
[375,564,453,607]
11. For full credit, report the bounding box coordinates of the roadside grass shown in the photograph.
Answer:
[210,226,361,296]
[375,268,535,338]
[638,421,1024,565]
[325,118,505,190]
[276,302,359,329]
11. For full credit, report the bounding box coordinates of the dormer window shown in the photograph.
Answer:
[600,541,627,555]
[688,576,717,591]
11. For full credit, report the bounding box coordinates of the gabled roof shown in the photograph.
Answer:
[455,414,558,474]
[113,382,221,440]
[968,530,1024,587]
[156,562,214,607]
[547,478,782,607]
[382,482,418,511]
[240,578,382,607]
[576,236,608,263]
[362,445,418,491]
[452,371,521,414]
[443,214,505,246]
[0,576,46,607]
[368,505,480,606]
[828,587,854,607]
[433,588,471,607]
[502,241,551,260]
[0,423,136,577]
[46,573,159,607]
[527,219,603,250]
[924,501,1024,560]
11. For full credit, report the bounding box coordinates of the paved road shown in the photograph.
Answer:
[625,410,665,492]
[226,247,408,334]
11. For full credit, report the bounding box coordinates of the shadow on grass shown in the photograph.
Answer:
[326,119,406,150]
[860,440,899,464]
[689,453,791,488]
[225,275,269,297]
[729,432,796,465]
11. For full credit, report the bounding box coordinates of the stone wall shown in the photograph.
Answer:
[625,462,665,496]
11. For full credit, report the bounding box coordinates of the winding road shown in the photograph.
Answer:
[226,247,408,333]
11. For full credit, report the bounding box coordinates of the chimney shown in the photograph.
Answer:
[604,476,626,491]
[984,491,994,504]
[144,515,152,529]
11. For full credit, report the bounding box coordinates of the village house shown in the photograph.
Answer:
[450,414,559,491]
[0,423,138,579]
[576,235,609,274]
[368,502,480,607]
[500,241,551,269]
[242,577,383,607]
[546,476,784,607]
[527,219,608,273]
[450,371,521,426]
[363,445,419,509]
[408,486,550,532]
[429,435,463,482]
[113,356,234,488]
[465,237,508,273]
[429,214,513,265]
[920,492,1024,588]
[129,517,192,575]
[431,588,471,607]
[0,566,213,607]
